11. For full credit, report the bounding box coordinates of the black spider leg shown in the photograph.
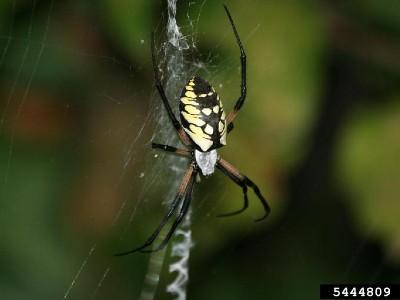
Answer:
[151,32,191,145]
[223,5,246,133]
[151,142,191,157]
[216,162,249,217]
[114,165,195,256]
[140,170,196,253]
[216,157,270,222]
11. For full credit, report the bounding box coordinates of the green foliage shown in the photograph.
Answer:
[336,100,400,255]
[99,0,154,61]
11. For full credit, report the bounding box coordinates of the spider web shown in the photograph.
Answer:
[2,1,255,299]
[61,1,208,299]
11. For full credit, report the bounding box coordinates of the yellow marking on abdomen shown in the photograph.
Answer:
[181,97,198,105]
[181,112,205,126]
[185,105,200,114]
[204,124,214,135]
[220,131,227,145]
[189,124,211,138]
[187,133,213,151]
[185,91,197,98]
[202,108,212,115]
[218,120,225,133]
[186,124,213,151]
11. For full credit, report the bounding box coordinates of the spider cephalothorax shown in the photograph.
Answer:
[116,5,270,255]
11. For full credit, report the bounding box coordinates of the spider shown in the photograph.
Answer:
[116,5,270,255]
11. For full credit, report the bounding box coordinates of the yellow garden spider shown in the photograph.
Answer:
[116,5,270,255]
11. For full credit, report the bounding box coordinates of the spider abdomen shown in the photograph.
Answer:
[179,76,227,152]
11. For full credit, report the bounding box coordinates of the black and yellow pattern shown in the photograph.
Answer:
[179,76,227,152]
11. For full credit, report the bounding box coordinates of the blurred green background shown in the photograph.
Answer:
[0,0,399,299]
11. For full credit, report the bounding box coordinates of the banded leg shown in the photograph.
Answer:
[152,142,191,157]
[140,171,195,253]
[114,164,195,256]
[223,6,247,130]
[217,157,270,222]
[151,33,191,145]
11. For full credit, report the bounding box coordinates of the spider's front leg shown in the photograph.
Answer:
[216,157,270,222]
[223,5,246,133]
[151,33,192,145]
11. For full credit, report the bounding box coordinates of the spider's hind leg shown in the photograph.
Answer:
[216,174,248,218]
[114,164,195,256]
[216,157,270,222]
[140,173,195,253]
[114,192,182,256]
[227,122,234,133]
